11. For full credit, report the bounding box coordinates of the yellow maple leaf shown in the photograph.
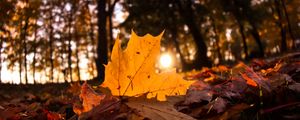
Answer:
[102,31,194,101]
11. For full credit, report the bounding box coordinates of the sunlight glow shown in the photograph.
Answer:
[65,3,72,12]
[113,3,129,27]
[226,28,232,41]
[159,53,173,69]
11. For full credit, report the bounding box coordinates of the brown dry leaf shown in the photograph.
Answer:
[73,82,106,115]
[126,96,196,120]
[288,83,300,93]
[102,31,194,101]
[78,95,121,120]
[67,82,81,95]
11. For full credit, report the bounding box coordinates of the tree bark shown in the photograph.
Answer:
[32,20,38,84]
[211,17,222,63]
[96,0,108,82]
[49,9,54,82]
[85,1,97,78]
[19,24,23,84]
[169,24,188,69]
[0,36,2,83]
[238,22,249,59]
[19,15,30,84]
[281,0,296,49]
[68,12,73,82]
[59,36,67,82]
[74,30,81,81]
[232,0,264,57]
[274,0,287,52]
[108,0,119,51]
[249,23,264,57]
[23,17,29,84]
[176,0,211,70]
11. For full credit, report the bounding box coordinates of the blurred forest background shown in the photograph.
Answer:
[0,0,299,84]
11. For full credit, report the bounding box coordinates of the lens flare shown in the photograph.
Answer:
[159,53,173,69]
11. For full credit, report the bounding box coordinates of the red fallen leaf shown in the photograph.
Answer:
[184,81,213,104]
[211,65,229,72]
[42,109,62,120]
[184,90,213,104]
[0,105,23,120]
[240,73,258,87]
[251,59,266,68]
[73,82,106,115]
[191,68,214,80]
[212,81,244,100]
[206,97,227,113]
[229,76,248,93]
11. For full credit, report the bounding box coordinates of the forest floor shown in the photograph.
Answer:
[0,52,299,120]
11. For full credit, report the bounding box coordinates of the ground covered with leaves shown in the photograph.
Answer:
[0,31,299,120]
[0,53,299,120]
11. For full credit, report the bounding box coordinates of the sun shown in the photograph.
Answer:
[159,53,173,69]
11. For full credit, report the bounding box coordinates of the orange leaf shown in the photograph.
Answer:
[73,82,105,115]
[102,31,194,101]
[241,73,257,87]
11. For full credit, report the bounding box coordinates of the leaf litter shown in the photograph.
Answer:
[0,31,299,120]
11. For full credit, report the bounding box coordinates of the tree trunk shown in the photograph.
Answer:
[23,17,29,84]
[232,0,264,57]
[68,39,73,82]
[32,20,38,84]
[274,0,287,52]
[96,0,108,82]
[108,0,114,51]
[108,0,119,51]
[211,17,222,63]
[59,36,67,82]
[169,24,188,69]
[281,0,296,49]
[68,12,73,82]
[75,47,81,81]
[19,1,29,84]
[49,10,54,82]
[85,1,96,78]
[19,15,30,84]
[74,30,81,81]
[238,22,249,59]
[0,36,2,83]
[176,0,211,70]
[249,23,264,57]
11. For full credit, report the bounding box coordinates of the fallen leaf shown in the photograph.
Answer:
[268,73,293,88]
[43,109,62,120]
[206,97,227,113]
[126,96,196,120]
[67,82,81,96]
[78,95,121,120]
[73,82,106,115]
[102,31,194,101]
[235,62,271,91]
[288,83,300,93]
[184,81,213,104]
[240,73,258,87]
[218,103,251,120]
